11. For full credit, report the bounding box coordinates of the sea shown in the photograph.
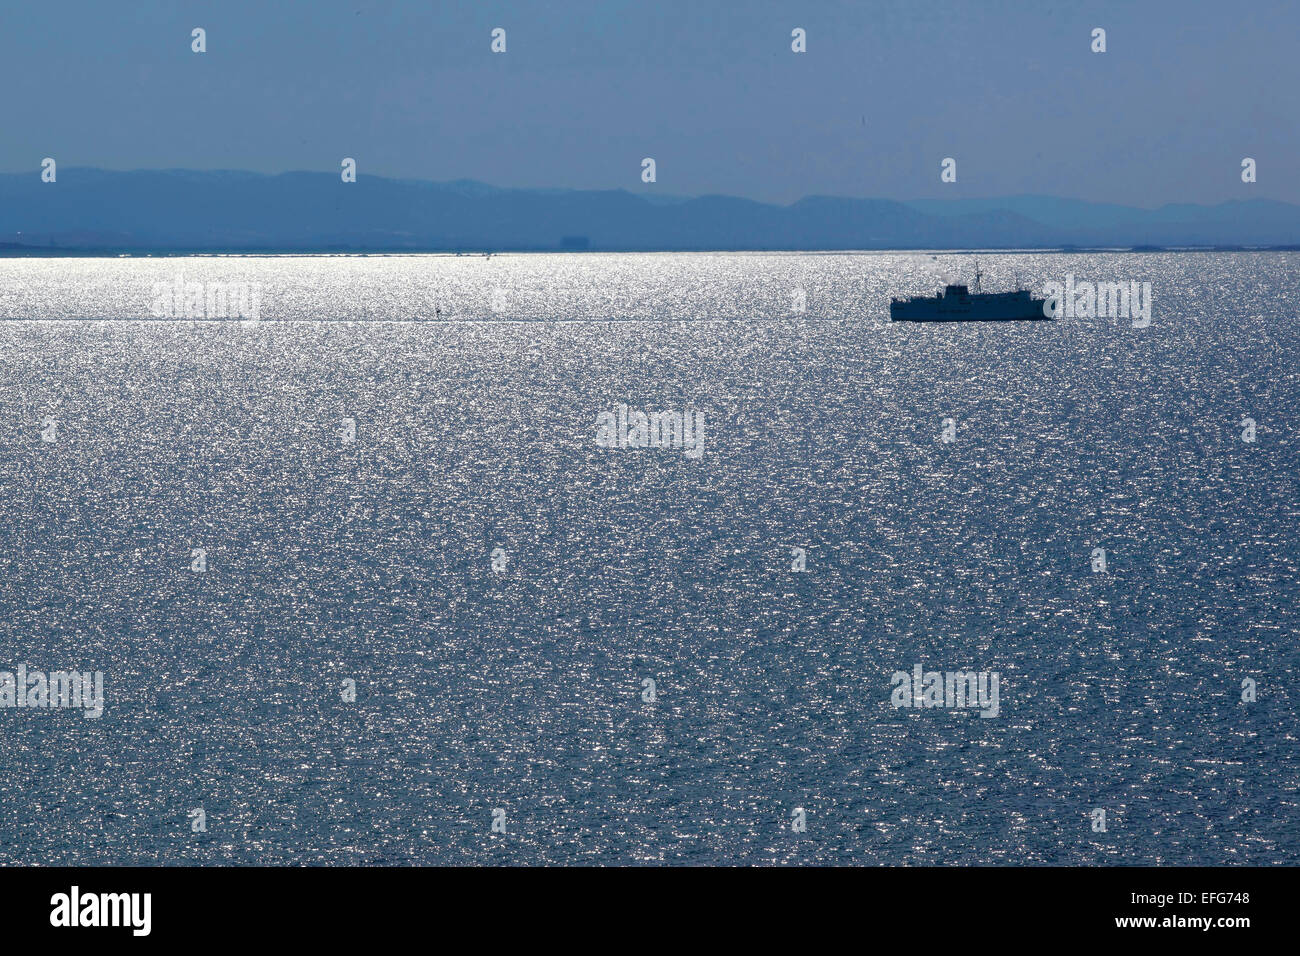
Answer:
[0,251,1296,865]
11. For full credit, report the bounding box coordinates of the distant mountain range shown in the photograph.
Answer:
[2,169,1297,252]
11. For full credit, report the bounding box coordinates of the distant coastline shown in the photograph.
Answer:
[3,169,1298,253]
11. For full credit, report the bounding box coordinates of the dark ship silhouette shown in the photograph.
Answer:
[890,263,1050,322]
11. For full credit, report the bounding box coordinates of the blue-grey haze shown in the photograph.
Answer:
[2,0,1298,206]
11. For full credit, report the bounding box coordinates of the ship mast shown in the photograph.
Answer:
[973,260,982,294]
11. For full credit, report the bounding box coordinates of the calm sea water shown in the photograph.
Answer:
[0,252,1296,865]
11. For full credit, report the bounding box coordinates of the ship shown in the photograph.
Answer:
[890,263,1050,321]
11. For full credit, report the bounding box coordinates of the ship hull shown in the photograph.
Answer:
[890,312,1052,322]
[890,293,1051,322]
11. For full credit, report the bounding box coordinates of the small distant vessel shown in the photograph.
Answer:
[890,263,1050,322]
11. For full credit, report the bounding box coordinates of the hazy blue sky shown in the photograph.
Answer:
[3,0,1296,205]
